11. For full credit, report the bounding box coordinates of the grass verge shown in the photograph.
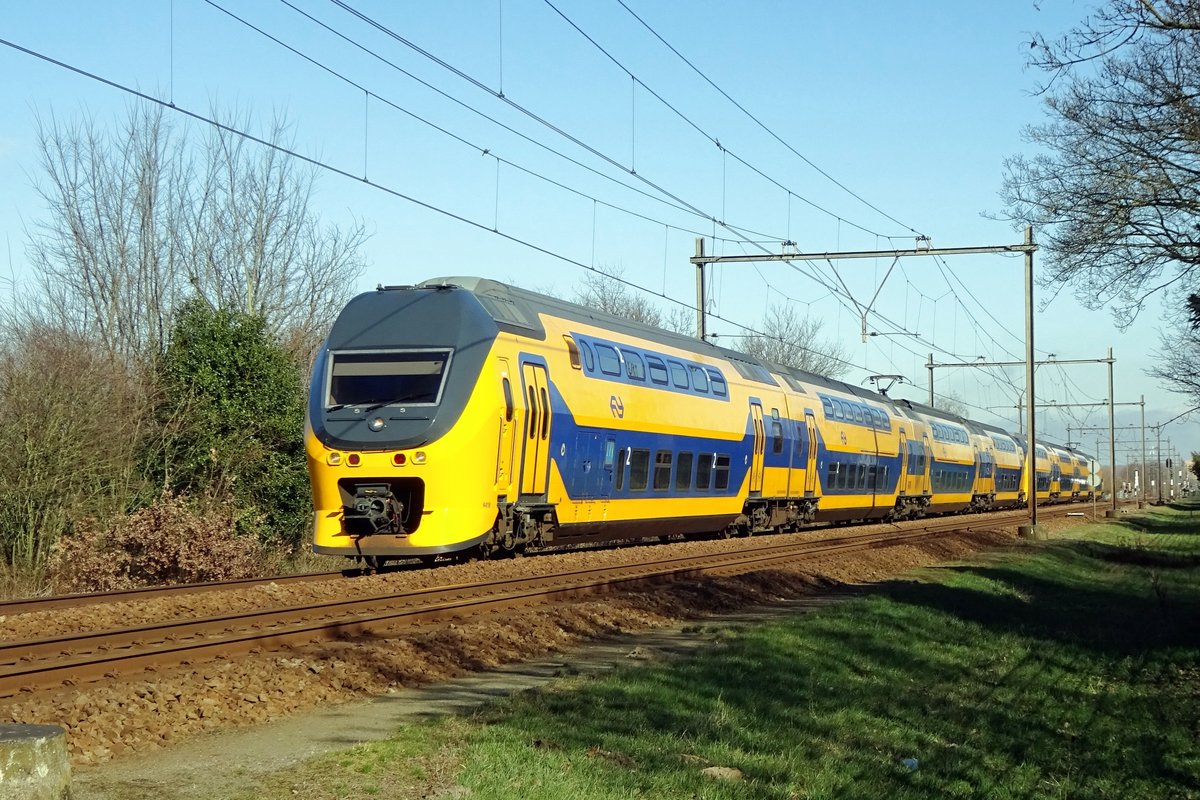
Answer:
[241,507,1200,799]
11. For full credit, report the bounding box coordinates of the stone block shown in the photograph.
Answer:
[0,725,70,800]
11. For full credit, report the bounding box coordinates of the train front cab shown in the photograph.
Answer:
[308,285,514,560]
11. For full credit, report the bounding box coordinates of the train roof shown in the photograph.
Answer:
[409,277,1090,454]
[420,276,910,407]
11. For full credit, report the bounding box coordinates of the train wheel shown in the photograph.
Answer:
[364,555,385,574]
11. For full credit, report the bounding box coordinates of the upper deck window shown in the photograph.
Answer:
[668,360,689,389]
[327,349,452,408]
[595,344,622,376]
[621,349,646,381]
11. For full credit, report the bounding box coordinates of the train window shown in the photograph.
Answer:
[502,377,513,422]
[827,463,838,489]
[328,349,452,408]
[604,439,616,469]
[879,465,889,489]
[621,349,646,381]
[689,366,709,392]
[821,397,833,417]
[676,452,694,491]
[771,420,783,454]
[653,451,672,491]
[615,448,626,490]
[714,455,731,490]
[564,336,581,370]
[707,369,728,397]
[629,449,650,491]
[867,465,877,490]
[539,387,550,439]
[527,386,538,439]
[596,344,621,376]
[646,355,669,385]
[854,406,864,424]
[580,341,595,371]
[856,463,867,489]
[696,454,714,490]
[668,360,689,389]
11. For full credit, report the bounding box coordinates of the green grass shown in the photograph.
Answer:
[242,506,1200,799]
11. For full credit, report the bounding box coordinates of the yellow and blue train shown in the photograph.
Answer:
[306,278,1094,564]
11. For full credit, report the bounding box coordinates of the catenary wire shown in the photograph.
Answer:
[208,0,765,245]
[613,0,925,238]
[542,0,918,241]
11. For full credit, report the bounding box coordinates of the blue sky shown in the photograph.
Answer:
[1,0,1194,480]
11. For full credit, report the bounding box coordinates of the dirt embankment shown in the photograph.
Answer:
[1,518,1080,765]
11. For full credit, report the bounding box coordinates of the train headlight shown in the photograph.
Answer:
[413,451,427,464]
[326,452,342,466]
[369,416,386,432]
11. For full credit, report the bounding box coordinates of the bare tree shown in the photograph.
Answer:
[1001,1,1200,326]
[932,392,971,419]
[570,267,665,327]
[29,105,189,362]
[26,103,368,365]
[187,111,368,351]
[739,303,849,378]
[660,305,699,336]
[1149,298,1200,405]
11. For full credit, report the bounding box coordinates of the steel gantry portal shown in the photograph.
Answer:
[690,228,1041,532]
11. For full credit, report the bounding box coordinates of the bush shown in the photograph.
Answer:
[147,300,310,548]
[0,323,151,575]
[48,493,270,593]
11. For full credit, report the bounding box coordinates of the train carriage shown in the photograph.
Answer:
[979,424,1024,508]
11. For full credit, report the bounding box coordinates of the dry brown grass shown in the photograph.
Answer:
[48,493,272,593]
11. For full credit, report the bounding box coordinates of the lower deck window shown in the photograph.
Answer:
[714,455,731,490]
[676,452,694,491]
[629,449,650,491]
[696,454,714,490]
[653,451,672,491]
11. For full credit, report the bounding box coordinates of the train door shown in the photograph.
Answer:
[495,358,517,491]
[600,436,616,499]
[749,402,765,496]
[920,433,933,495]
[804,412,818,495]
[898,432,908,494]
[973,445,982,495]
[519,363,552,496]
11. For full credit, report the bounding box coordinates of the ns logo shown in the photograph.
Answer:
[609,395,625,418]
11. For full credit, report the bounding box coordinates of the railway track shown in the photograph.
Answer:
[1,501,1110,618]
[0,507,1082,699]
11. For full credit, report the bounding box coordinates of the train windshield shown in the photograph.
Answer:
[326,349,452,408]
